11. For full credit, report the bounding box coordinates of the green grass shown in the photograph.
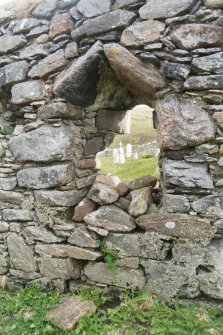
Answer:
[0,286,223,335]
[100,155,159,181]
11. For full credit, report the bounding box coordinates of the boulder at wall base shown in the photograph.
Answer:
[104,43,166,99]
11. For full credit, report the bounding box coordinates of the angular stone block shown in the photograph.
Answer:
[0,177,17,191]
[24,226,62,243]
[2,209,32,221]
[191,193,223,216]
[163,194,190,213]
[39,257,80,280]
[11,80,46,104]
[96,110,130,133]
[68,226,100,248]
[0,190,24,204]
[0,61,29,86]
[77,0,111,17]
[192,52,223,74]
[184,75,223,90]
[0,35,26,54]
[73,198,97,222]
[20,43,49,59]
[49,13,74,39]
[38,102,84,120]
[35,188,88,207]
[129,187,152,217]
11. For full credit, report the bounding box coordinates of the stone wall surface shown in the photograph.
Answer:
[0,0,222,302]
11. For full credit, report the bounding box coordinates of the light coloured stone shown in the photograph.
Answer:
[115,257,139,269]
[35,243,102,260]
[35,188,88,207]
[104,43,166,99]
[129,187,152,217]
[39,257,80,280]
[38,101,84,120]
[24,226,61,243]
[199,272,223,300]
[20,43,49,59]
[2,209,32,221]
[68,226,100,248]
[204,0,223,8]
[84,262,146,289]
[17,164,75,189]
[139,0,196,19]
[0,190,24,204]
[0,177,17,191]
[11,80,46,104]
[191,193,223,217]
[11,18,43,34]
[65,42,79,59]
[213,112,223,128]
[0,10,14,24]
[84,205,136,232]
[77,0,111,17]
[121,20,165,47]
[32,0,57,18]
[87,181,119,205]
[0,61,29,86]
[192,52,223,74]
[47,296,96,331]
[7,233,37,272]
[164,194,190,213]
[96,110,130,133]
[184,75,223,90]
[49,13,74,39]
[0,221,9,232]
[9,124,82,162]
[156,94,215,150]
[163,159,214,189]
[0,35,26,54]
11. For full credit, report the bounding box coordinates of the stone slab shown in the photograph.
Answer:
[0,35,27,54]
[39,257,81,280]
[35,188,88,207]
[2,209,32,221]
[11,80,46,104]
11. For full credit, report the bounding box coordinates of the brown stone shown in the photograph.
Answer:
[49,13,75,39]
[47,296,96,331]
[136,213,216,240]
[73,198,97,222]
[87,177,119,205]
[117,182,129,196]
[84,137,104,156]
[77,158,96,169]
[213,112,223,128]
[128,175,157,190]
[104,43,166,99]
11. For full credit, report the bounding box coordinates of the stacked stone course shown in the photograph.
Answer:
[0,0,222,302]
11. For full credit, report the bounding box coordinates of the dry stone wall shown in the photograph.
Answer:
[0,0,223,302]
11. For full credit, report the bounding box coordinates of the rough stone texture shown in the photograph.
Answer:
[129,187,152,217]
[84,205,136,232]
[49,13,74,39]
[136,213,216,240]
[128,175,157,190]
[71,10,136,40]
[84,137,104,156]
[0,35,26,54]
[11,80,46,104]
[35,243,102,260]
[204,0,223,8]
[191,193,223,216]
[39,257,81,280]
[7,233,37,272]
[9,124,82,162]
[76,0,111,18]
[163,159,214,189]
[2,209,32,221]
[170,24,222,50]
[32,0,57,18]
[213,112,223,128]
[156,94,215,150]
[192,52,223,74]
[20,43,49,59]
[35,188,88,206]
[0,10,14,24]
[28,50,68,78]
[0,221,9,232]
[11,18,43,34]
[65,42,79,59]
[96,110,130,133]
[73,198,97,222]
[68,226,100,248]
[38,102,84,120]
[0,177,17,191]
[139,0,196,19]
[184,75,223,90]
[121,20,165,47]
[24,226,62,243]
[164,194,190,213]
[47,296,96,331]
[104,43,166,99]
[84,262,146,289]
[17,164,75,189]
[0,190,24,204]
[0,61,29,86]
[199,273,223,300]
[87,179,119,205]
[163,63,190,80]
[54,42,103,106]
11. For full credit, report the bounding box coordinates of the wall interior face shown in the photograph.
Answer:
[0,0,223,302]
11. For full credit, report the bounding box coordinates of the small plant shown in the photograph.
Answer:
[75,286,112,307]
[100,242,119,273]
[0,127,13,135]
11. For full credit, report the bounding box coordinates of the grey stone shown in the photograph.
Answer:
[27,25,49,38]
[65,42,79,59]
[96,110,130,133]
[47,296,96,331]
[11,18,43,34]
[136,213,216,240]
[20,43,49,59]
[71,10,136,40]
[104,43,166,99]
[170,24,222,50]
[68,226,100,248]
[0,10,14,24]
[156,94,215,150]
[185,75,223,90]
[139,0,196,19]
[0,35,27,54]
[0,177,17,191]
[76,175,96,190]
[35,243,102,260]
[128,175,157,190]
[84,205,136,232]
[204,0,223,8]
[0,221,9,232]
[28,50,68,78]
[129,187,152,217]
[192,52,223,74]
[11,80,46,104]
[32,0,57,18]
[88,225,108,236]
[213,219,223,234]
[84,137,104,155]
[84,262,146,289]
[38,102,84,120]
[2,209,32,221]
[199,272,223,300]
[164,194,190,213]
[69,7,82,20]
[9,124,82,162]
[105,232,171,260]
[113,0,143,9]
[163,62,190,80]
[35,188,88,207]
[9,269,40,280]
[163,159,214,189]
[0,61,29,86]
[115,257,139,269]
[121,20,165,47]
[24,226,61,243]
[17,164,75,189]
[7,233,37,272]
[39,257,81,280]
[142,259,196,301]
[76,0,111,17]
[54,42,103,106]
[73,198,97,222]
[191,193,223,217]
[87,178,119,205]
[49,13,74,39]
[0,190,24,205]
